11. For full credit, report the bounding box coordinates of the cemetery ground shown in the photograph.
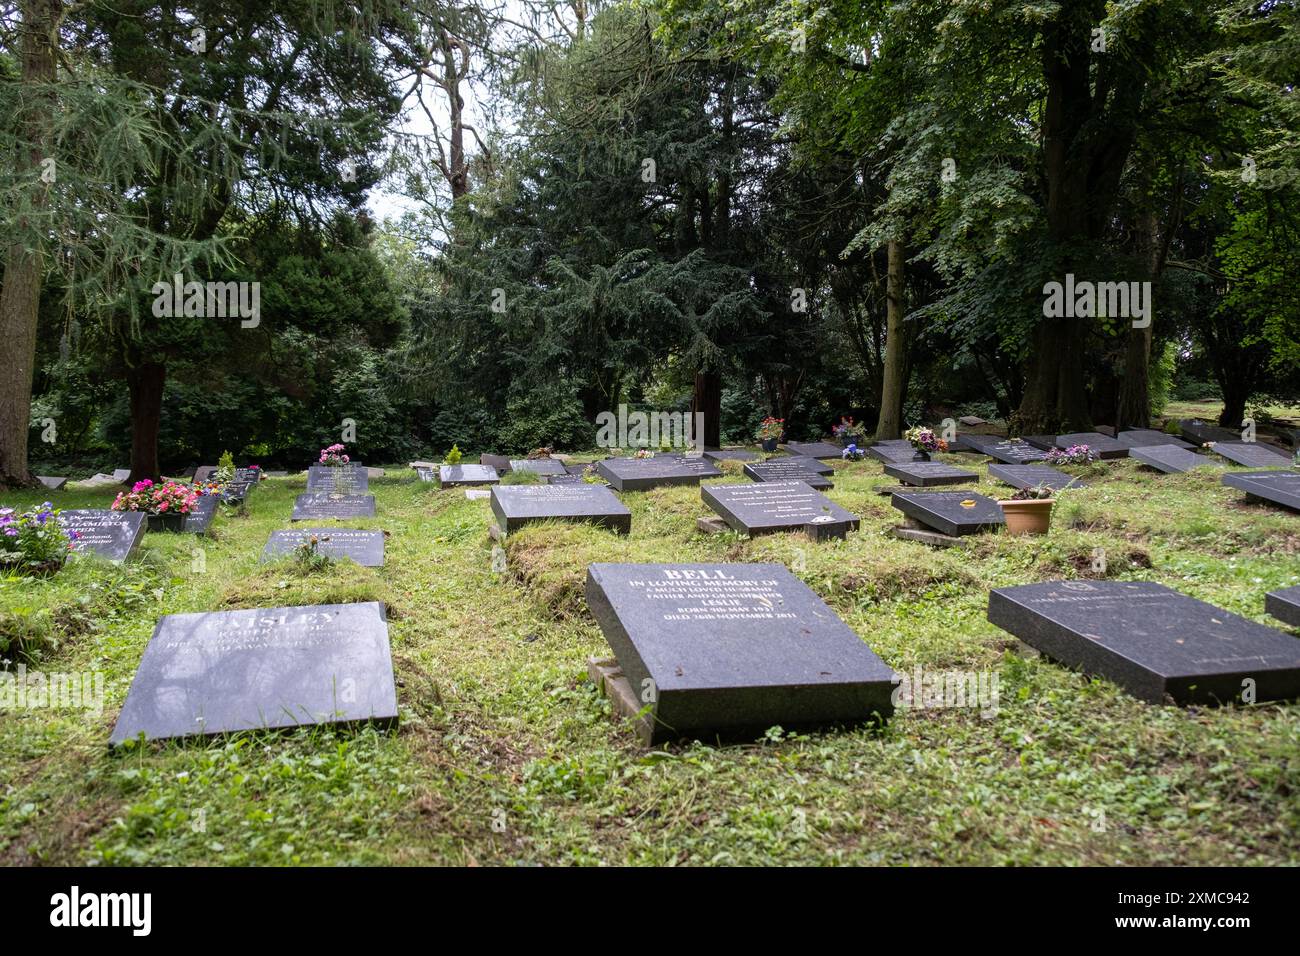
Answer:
[1,457,1298,867]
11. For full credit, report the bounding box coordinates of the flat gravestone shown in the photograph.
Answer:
[988,580,1300,705]
[1129,445,1224,475]
[1222,470,1300,512]
[596,456,721,491]
[779,455,834,475]
[1056,432,1128,459]
[491,484,631,534]
[37,476,68,491]
[783,441,846,460]
[702,481,858,539]
[865,444,919,464]
[883,462,978,487]
[479,454,512,473]
[1118,429,1194,450]
[263,528,385,567]
[222,480,254,503]
[1021,436,1058,452]
[987,464,1085,491]
[234,467,261,484]
[1180,419,1241,446]
[306,465,369,494]
[891,491,1005,537]
[1266,587,1300,627]
[743,459,833,490]
[61,509,147,562]
[704,448,760,462]
[112,469,131,482]
[585,563,896,743]
[414,465,437,482]
[110,601,398,744]
[193,465,218,482]
[546,473,584,484]
[1209,441,1293,469]
[974,438,1048,465]
[509,458,567,477]
[438,464,500,487]
[291,494,376,521]
[183,494,219,533]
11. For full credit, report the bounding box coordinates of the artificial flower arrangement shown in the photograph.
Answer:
[0,503,77,573]
[841,443,865,461]
[319,443,351,467]
[832,416,867,444]
[633,448,655,459]
[1044,443,1097,466]
[904,426,949,454]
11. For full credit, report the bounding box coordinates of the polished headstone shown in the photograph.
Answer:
[596,455,722,491]
[1056,432,1128,459]
[479,454,512,473]
[1222,470,1300,511]
[183,494,219,533]
[193,465,218,482]
[37,476,68,491]
[1266,587,1300,627]
[585,563,896,743]
[703,448,761,462]
[988,580,1300,705]
[1129,444,1224,475]
[783,441,847,460]
[890,491,1005,537]
[491,483,630,533]
[883,461,978,487]
[110,601,398,744]
[702,481,858,538]
[1117,429,1195,450]
[1209,441,1293,468]
[61,509,147,562]
[509,458,568,477]
[865,443,919,464]
[263,528,385,566]
[438,464,500,487]
[546,473,584,484]
[969,437,1049,465]
[1179,419,1241,446]
[1021,436,1059,452]
[743,459,833,489]
[413,465,437,482]
[234,467,261,484]
[779,455,834,475]
[290,494,377,521]
[306,465,369,494]
[987,464,1086,491]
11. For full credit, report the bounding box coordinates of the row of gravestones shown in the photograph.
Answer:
[95,440,1300,746]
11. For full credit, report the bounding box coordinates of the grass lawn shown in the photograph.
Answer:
[2,453,1298,866]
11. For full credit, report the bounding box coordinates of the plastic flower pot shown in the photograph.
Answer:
[999,498,1054,535]
[147,512,187,533]
[761,438,778,452]
[912,450,931,462]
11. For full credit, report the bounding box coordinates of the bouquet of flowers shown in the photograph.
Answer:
[832,416,867,443]
[0,503,77,572]
[112,479,199,515]
[1044,444,1096,466]
[841,443,865,461]
[319,443,350,467]
[633,448,655,459]
[904,426,949,453]
[756,417,784,441]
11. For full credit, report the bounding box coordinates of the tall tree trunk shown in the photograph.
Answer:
[692,370,722,450]
[127,362,167,482]
[875,240,907,440]
[0,0,61,488]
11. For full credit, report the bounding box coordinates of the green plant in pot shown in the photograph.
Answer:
[998,484,1054,535]
[756,416,784,452]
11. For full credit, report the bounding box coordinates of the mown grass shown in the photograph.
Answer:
[1,454,1298,866]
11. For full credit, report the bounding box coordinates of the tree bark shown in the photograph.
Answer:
[127,362,167,482]
[874,240,907,440]
[692,370,722,450]
[0,0,62,488]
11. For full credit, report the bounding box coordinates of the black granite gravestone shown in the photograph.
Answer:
[703,448,760,462]
[702,481,858,538]
[193,466,218,483]
[1055,432,1128,459]
[988,580,1300,705]
[306,465,369,494]
[37,476,68,491]
[1129,445,1224,475]
[1179,419,1241,446]
[779,455,834,475]
[970,438,1049,465]
[596,456,722,491]
[479,454,512,473]
[1209,441,1294,468]
[110,601,399,743]
[783,441,846,460]
[438,464,500,487]
[585,563,896,743]
[890,491,1005,537]
[509,458,568,477]
[1021,436,1059,452]
[883,462,978,487]
[263,529,385,567]
[1117,429,1194,450]
[491,484,631,534]
[183,494,219,533]
[743,459,834,489]
[546,473,584,484]
[290,494,377,520]
[1266,587,1300,627]
[61,510,147,562]
[865,443,919,464]
[987,464,1085,491]
[234,467,261,485]
[1222,470,1300,511]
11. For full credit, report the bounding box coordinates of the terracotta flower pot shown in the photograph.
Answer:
[999,499,1054,535]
